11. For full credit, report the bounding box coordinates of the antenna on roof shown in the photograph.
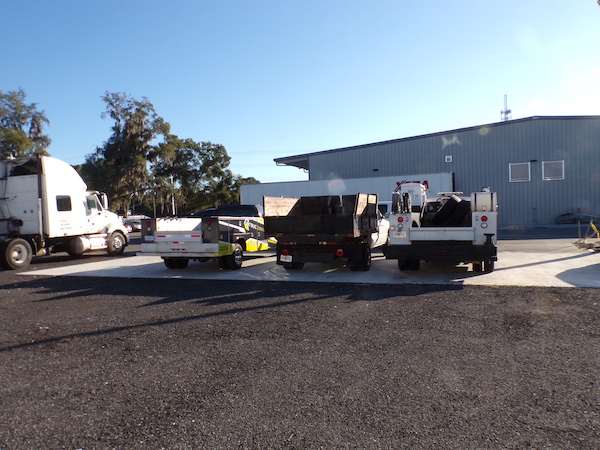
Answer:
[500,94,512,122]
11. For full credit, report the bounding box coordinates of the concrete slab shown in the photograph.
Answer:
[20,240,600,288]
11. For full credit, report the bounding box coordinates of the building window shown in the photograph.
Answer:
[542,160,564,180]
[509,162,530,182]
[56,196,72,212]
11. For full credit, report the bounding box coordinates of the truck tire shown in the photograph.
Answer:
[107,232,126,256]
[397,259,410,271]
[398,258,420,271]
[164,258,189,269]
[0,238,33,270]
[222,243,243,270]
[350,244,371,271]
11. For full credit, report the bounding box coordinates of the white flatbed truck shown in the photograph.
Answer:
[263,193,389,271]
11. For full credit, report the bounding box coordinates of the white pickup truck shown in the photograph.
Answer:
[385,183,498,272]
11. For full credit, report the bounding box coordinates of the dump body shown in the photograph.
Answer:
[386,186,498,272]
[264,194,389,271]
[139,212,269,270]
[0,156,129,270]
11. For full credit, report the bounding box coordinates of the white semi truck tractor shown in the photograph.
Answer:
[0,155,129,269]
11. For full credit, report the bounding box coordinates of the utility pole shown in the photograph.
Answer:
[169,175,176,216]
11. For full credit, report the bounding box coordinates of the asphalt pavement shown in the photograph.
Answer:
[1,225,598,448]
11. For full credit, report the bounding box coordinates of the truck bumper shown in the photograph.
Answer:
[384,241,497,263]
[140,242,233,258]
[276,242,365,265]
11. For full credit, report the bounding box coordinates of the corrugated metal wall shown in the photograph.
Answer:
[305,117,600,227]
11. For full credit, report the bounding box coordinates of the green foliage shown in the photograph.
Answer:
[151,135,239,215]
[0,89,50,158]
[79,91,260,216]
[80,92,169,213]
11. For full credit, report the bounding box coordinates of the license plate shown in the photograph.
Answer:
[280,254,292,263]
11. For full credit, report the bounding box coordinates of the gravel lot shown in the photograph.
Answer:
[1,269,599,449]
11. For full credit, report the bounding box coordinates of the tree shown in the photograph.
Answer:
[79,91,260,216]
[150,136,240,215]
[80,92,169,213]
[0,89,50,159]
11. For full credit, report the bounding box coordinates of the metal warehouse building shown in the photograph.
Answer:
[274,116,600,228]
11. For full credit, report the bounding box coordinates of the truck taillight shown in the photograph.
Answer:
[336,249,344,257]
[282,249,289,256]
[397,217,404,222]
[481,216,488,222]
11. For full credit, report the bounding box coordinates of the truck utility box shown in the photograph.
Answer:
[264,194,389,271]
[386,184,498,272]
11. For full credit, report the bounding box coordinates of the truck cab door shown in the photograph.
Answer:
[84,193,107,233]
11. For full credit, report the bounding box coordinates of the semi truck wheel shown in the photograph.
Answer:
[107,232,126,256]
[222,243,243,270]
[0,238,33,270]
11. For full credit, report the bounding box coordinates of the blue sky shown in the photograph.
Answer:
[2,1,600,183]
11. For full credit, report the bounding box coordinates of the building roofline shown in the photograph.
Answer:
[274,115,600,170]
